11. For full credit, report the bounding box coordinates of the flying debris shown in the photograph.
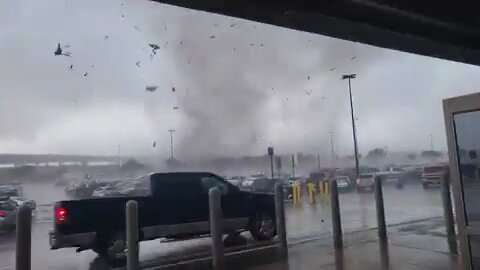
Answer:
[134,26,141,31]
[329,68,337,71]
[260,44,264,47]
[249,44,254,46]
[136,61,140,67]
[146,86,157,92]
[91,65,95,68]
[121,14,125,18]
[230,23,237,27]
[305,90,312,95]
[54,43,71,57]
[104,35,109,40]
[152,141,156,148]
[209,35,216,39]
[120,3,124,6]
[149,43,160,59]
[68,64,74,70]
[350,56,357,60]
[179,40,183,45]
[173,106,179,110]
[164,22,167,31]
[83,72,88,77]
[171,87,176,92]
[214,24,219,27]
[307,76,310,80]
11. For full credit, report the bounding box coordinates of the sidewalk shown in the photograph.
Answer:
[246,218,460,270]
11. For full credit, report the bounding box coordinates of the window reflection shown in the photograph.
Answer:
[454,111,480,224]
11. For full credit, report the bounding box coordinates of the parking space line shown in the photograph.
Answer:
[0,266,13,270]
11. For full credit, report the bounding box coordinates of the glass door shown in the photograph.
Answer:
[444,93,480,270]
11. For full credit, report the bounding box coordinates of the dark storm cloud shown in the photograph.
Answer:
[1,0,480,157]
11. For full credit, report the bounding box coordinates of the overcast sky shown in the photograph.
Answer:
[1,0,480,159]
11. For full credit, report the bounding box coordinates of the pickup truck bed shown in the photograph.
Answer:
[50,172,276,255]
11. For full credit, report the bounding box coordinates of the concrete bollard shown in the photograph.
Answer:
[275,184,288,259]
[209,187,225,270]
[374,176,387,244]
[330,180,343,248]
[440,173,458,254]
[16,205,32,270]
[126,200,139,270]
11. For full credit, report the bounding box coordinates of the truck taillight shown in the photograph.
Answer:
[55,207,68,223]
[0,211,5,217]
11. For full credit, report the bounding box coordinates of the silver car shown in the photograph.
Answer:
[0,199,18,231]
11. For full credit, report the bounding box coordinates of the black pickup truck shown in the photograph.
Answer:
[49,172,276,255]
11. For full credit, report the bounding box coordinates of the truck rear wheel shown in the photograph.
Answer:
[93,233,126,257]
[249,213,276,241]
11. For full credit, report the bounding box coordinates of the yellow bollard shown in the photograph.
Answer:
[292,183,298,204]
[307,182,316,204]
[293,182,302,205]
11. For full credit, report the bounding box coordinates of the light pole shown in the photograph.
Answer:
[429,133,434,151]
[168,129,175,159]
[329,132,335,168]
[342,74,360,178]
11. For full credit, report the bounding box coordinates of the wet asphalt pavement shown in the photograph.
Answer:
[0,182,444,270]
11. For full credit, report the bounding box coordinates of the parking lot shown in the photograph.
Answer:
[0,181,443,270]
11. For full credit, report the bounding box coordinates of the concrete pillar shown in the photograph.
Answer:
[275,184,288,259]
[209,187,225,270]
[126,200,139,270]
[16,205,32,270]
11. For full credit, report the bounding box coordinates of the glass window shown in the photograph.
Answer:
[201,176,229,195]
[454,110,480,224]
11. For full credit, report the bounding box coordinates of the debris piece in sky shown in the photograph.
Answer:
[171,87,176,92]
[179,40,183,45]
[249,43,254,46]
[152,141,156,148]
[260,44,264,47]
[307,76,310,80]
[136,61,140,67]
[305,90,312,95]
[134,26,141,31]
[230,23,236,27]
[330,68,336,71]
[149,43,160,59]
[164,22,167,31]
[146,86,157,92]
[121,14,125,18]
[350,56,357,60]
[91,65,95,68]
[209,35,216,39]
[68,64,74,70]
[104,35,109,40]
[120,3,124,6]
[149,44,160,51]
[64,44,70,48]
[54,43,71,57]
[233,48,236,52]
[187,58,191,64]
[173,106,179,110]
[83,72,88,77]
[214,23,219,27]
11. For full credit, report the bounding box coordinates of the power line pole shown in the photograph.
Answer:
[342,74,360,178]
[168,129,175,159]
[317,154,321,173]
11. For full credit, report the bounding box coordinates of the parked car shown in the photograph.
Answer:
[49,172,276,256]
[227,176,247,187]
[9,197,36,214]
[0,197,18,231]
[356,174,375,192]
[421,164,448,189]
[333,176,353,192]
